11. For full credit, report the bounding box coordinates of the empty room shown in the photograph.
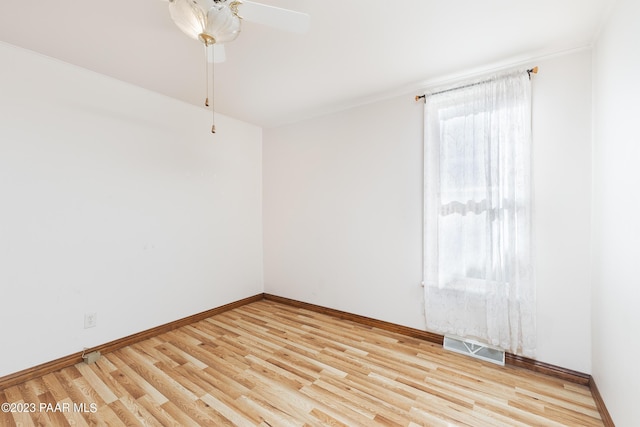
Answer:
[0,0,638,425]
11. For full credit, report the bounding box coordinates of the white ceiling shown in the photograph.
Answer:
[0,0,613,128]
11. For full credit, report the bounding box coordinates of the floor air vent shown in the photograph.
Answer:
[443,336,505,366]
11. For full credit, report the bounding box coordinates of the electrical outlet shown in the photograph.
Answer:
[84,313,97,329]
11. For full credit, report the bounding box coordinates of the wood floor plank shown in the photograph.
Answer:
[75,362,119,404]
[0,299,603,426]
[299,383,377,425]
[109,352,169,405]
[159,400,204,426]
[200,392,260,426]
[53,370,102,425]
[59,399,91,427]
[136,394,182,427]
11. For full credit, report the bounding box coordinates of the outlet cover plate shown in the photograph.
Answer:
[84,313,97,329]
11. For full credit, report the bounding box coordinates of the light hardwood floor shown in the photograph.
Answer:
[1,300,603,426]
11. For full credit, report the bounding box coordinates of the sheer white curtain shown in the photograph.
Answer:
[423,70,535,357]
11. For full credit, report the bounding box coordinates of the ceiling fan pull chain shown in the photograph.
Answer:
[211,44,216,134]
[204,44,209,108]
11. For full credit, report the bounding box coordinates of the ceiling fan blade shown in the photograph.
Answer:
[207,44,226,63]
[240,1,310,34]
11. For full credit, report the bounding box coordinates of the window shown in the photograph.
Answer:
[423,70,535,356]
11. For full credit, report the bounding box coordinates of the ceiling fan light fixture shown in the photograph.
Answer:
[165,0,309,133]
[169,0,242,46]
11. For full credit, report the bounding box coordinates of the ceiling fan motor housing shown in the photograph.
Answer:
[169,0,242,45]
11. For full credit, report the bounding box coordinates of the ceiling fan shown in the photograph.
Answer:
[164,0,310,133]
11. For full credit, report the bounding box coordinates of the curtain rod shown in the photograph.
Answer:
[414,66,538,102]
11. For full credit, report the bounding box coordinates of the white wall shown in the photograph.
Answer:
[532,51,593,373]
[0,43,263,377]
[263,50,593,373]
[263,96,425,329]
[592,0,640,424]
